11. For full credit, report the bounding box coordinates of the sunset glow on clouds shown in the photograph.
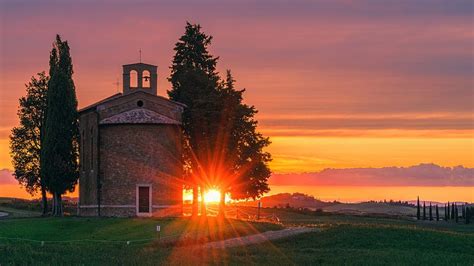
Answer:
[0,0,472,201]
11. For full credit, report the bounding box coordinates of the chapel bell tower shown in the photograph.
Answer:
[122,63,158,95]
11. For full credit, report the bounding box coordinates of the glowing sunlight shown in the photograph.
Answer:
[204,189,221,203]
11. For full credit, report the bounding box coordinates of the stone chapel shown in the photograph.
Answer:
[77,62,185,217]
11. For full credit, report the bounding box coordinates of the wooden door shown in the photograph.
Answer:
[138,186,150,213]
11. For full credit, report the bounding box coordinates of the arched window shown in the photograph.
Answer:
[130,70,138,88]
[142,70,151,88]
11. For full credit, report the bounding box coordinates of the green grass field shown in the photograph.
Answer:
[0,208,472,265]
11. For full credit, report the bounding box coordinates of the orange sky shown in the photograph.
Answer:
[0,1,473,201]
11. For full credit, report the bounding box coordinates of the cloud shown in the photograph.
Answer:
[1,0,472,130]
[0,169,16,185]
[259,114,474,131]
[269,163,474,187]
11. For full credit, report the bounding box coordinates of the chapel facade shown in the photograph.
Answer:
[77,62,185,217]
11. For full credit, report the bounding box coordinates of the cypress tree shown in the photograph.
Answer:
[168,22,220,218]
[436,205,439,221]
[416,196,420,220]
[169,23,271,218]
[218,70,271,214]
[40,35,79,216]
[429,202,433,221]
[455,204,458,223]
[451,203,455,219]
[462,205,465,219]
[445,204,448,221]
[447,201,450,218]
[423,202,426,220]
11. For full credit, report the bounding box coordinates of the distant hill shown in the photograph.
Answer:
[234,193,334,209]
[324,202,417,216]
[232,193,473,218]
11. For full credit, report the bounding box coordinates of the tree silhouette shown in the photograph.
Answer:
[10,72,49,215]
[447,201,450,219]
[451,203,455,220]
[217,70,271,216]
[445,204,448,221]
[168,23,271,217]
[416,196,420,220]
[41,35,79,216]
[436,205,439,221]
[168,22,221,217]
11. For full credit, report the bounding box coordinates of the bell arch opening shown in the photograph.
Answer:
[130,70,138,88]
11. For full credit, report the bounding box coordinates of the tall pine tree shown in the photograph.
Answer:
[217,70,271,215]
[10,72,49,215]
[168,23,271,218]
[436,205,439,221]
[445,204,449,221]
[41,35,79,216]
[447,201,450,219]
[451,203,455,219]
[168,22,221,218]
[416,196,420,220]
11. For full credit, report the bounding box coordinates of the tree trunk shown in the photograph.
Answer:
[52,192,63,217]
[200,186,207,217]
[41,185,48,216]
[192,184,199,218]
[218,189,226,218]
[52,193,56,216]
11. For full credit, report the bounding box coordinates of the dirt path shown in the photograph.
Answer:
[203,227,319,249]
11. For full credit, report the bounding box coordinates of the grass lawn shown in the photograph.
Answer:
[0,216,281,264]
[0,209,472,265]
[210,224,474,265]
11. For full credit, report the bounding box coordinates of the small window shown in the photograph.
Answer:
[137,100,144,107]
[130,70,138,88]
[142,70,151,88]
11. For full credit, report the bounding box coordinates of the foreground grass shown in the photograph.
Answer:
[0,211,473,265]
[210,225,474,265]
[0,216,281,242]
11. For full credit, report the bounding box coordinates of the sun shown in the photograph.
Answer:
[204,189,221,203]
[182,188,231,204]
